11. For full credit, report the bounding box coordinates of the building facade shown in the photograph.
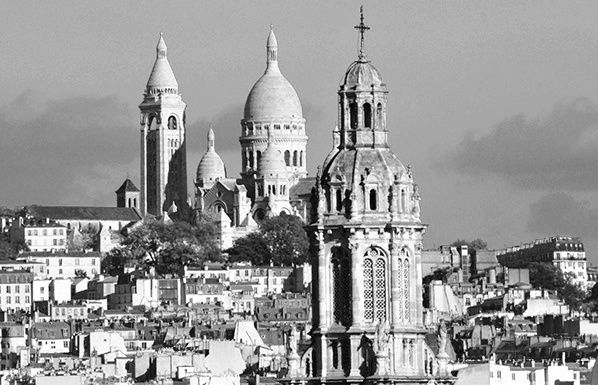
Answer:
[496,236,588,286]
[10,221,66,253]
[139,34,188,217]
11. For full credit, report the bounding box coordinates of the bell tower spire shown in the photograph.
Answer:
[139,33,188,217]
[354,6,370,61]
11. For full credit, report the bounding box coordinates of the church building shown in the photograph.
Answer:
[302,10,452,384]
[194,28,314,249]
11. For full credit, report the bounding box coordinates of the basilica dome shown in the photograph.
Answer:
[243,29,303,120]
[196,128,226,183]
[340,59,383,90]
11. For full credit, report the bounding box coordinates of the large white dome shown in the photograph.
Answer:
[243,29,303,121]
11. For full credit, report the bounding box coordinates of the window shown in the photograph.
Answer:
[284,150,291,167]
[363,103,372,128]
[27,230,32,236]
[43,229,47,236]
[40,287,45,294]
[92,258,96,266]
[336,189,343,212]
[369,189,377,210]
[53,239,57,246]
[63,341,68,348]
[376,103,383,128]
[6,297,10,304]
[350,102,358,130]
[300,151,303,166]
[53,229,57,236]
[25,296,29,304]
[363,248,387,322]
[15,297,19,304]
[59,269,63,275]
[293,151,298,166]
[6,286,10,294]
[168,116,177,130]
[58,259,63,266]
[15,286,19,294]
[60,229,63,235]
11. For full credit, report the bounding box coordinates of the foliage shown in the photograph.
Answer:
[528,262,588,312]
[74,269,88,279]
[423,267,453,285]
[450,238,488,250]
[227,213,309,266]
[103,217,221,277]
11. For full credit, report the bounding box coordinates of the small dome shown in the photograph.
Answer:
[243,29,303,120]
[196,128,226,182]
[341,60,383,89]
[258,143,287,177]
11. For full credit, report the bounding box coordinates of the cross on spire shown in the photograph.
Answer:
[354,5,370,60]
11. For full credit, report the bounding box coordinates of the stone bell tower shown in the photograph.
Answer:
[304,9,450,385]
[139,33,188,217]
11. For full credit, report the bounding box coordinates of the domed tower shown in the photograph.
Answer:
[240,27,308,202]
[196,127,226,189]
[139,33,188,217]
[307,9,432,382]
[251,131,294,220]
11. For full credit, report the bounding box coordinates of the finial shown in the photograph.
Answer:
[157,32,167,59]
[354,5,370,61]
[207,124,215,151]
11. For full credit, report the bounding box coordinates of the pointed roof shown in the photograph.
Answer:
[115,178,139,194]
[146,33,178,93]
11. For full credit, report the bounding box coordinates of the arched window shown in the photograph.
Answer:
[284,150,291,166]
[272,185,276,195]
[148,115,158,131]
[363,248,387,323]
[336,189,343,212]
[401,189,406,212]
[350,102,358,129]
[168,116,177,130]
[249,152,254,168]
[300,151,303,166]
[293,151,298,166]
[257,151,262,165]
[364,103,372,128]
[332,248,352,327]
[377,103,383,129]
[369,189,377,211]
[257,184,264,196]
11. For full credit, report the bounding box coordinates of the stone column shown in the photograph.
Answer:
[390,242,401,328]
[350,241,363,329]
[317,232,328,329]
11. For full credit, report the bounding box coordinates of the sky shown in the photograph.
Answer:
[2,1,598,262]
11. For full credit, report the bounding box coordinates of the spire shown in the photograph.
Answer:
[146,32,179,94]
[266,26,279,72]
[157,32,167,59]
[207,125,215,151]
[354,6,370,61]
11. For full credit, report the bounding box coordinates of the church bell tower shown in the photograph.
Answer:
[306,9,443,383]
[139,33,188,216]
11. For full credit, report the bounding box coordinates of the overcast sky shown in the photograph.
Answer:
[2,1,598,261]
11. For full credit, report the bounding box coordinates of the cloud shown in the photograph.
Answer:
[0,92,137,207]
[443,98,598,190]
[527,192,598,237]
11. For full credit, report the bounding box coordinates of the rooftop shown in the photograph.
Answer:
[29,205,142,222]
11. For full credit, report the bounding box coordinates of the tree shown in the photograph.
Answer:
[68,226,97,251]
[528,262,588,312]
[74,269,88,279]
[227,213,309,266]
[450,238,488,250]
[103,217,221,277]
